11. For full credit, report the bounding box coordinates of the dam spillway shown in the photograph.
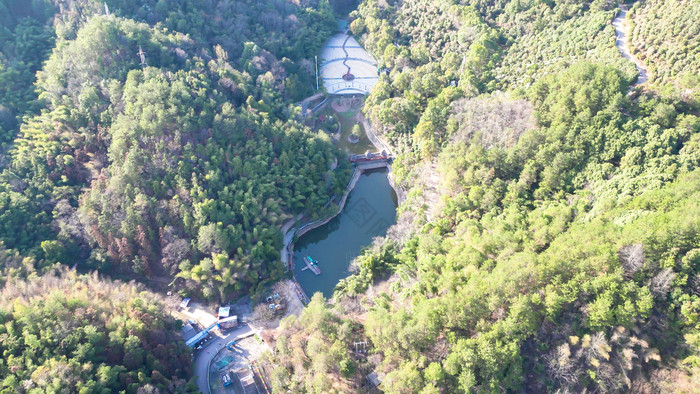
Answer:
[320,34,379,95]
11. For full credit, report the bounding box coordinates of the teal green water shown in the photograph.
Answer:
[294,168,397,298]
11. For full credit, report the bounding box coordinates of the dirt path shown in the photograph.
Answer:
[266,280,304,325]
[360,114,392,156]
[612,4,649,87]
[298,92,324,110]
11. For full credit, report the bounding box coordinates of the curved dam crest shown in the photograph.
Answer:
[320,33,379,95]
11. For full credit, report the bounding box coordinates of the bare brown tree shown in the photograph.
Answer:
[450,92,535,150]
[649,268,676,297]
[545,343,579,387]
[618,244,645,275]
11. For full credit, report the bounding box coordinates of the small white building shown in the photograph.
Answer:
[218,306,231,319]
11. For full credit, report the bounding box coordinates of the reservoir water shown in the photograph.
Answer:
[293,168,397,298]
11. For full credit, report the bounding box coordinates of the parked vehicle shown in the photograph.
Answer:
[221,373,232,387]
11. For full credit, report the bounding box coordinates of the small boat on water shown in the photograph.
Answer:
[302,256,322,275]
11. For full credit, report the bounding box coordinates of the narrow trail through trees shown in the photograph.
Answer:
[612,4,649,87]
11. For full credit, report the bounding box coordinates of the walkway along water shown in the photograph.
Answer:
[280,157,398,299]
[279,110,403,299]
[612,4,649,87]
[293,167,397,297]
[279,20,407,301]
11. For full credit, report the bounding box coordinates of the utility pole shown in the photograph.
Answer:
[315,55,319,91]
[354,341,368,352]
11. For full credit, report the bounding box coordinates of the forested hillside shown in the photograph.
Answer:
[267,0,700,392]
[0,1,56,145]
[353,0,645,159]
[1,0,699,392]
[0,1,351,391]
[0,267,195,392]
[628,0,699,98]
[0,0,346,301]
[494,6,636,88]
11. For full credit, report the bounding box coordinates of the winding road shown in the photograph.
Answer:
[612,4,649,86]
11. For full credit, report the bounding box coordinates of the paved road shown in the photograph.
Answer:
[298,92,324,114]
[612,4,649,86]
[194,324,254,394]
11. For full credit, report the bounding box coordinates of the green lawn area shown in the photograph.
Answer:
[316,96,375,154]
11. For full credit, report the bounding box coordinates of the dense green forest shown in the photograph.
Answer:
[0,267,196,392]
[265,293,360,392]
[0,1,56,145]
[0,0,351,391]
[0,0,348,301]
[1,0,698,392]
[267,0,700,392]
[628,0,699,97]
